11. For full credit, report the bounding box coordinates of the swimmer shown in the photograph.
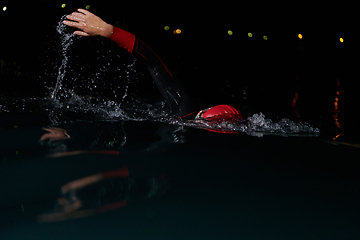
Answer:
[63,9,243,125]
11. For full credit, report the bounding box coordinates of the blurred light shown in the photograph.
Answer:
[174,29,181,34]
[333,79,341,129]
[228,30,233,35]
[333,134,341,140]
[292,92,299,107]
[340,37,344,43]
[3,6,7,11]
[61,4,66,8]
[263,35,268,40]
[298,33,303,39]
[248,32,253,37]
[164,26,170,31]
[85,5,90,10]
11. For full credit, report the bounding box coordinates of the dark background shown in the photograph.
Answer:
[1,1,359,119]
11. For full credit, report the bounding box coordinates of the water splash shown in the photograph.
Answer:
[51,16,75,99]
[44,16,148,122]
[173,112,320,137]
[240,112,320,137]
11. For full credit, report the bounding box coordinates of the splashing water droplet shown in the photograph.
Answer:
[171,112,319,137]
[51,16,76,99]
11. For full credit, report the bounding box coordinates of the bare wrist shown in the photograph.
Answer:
[102,23,114,38]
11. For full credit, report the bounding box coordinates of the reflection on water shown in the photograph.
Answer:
[292,75,301,120]
[38,163,168,222]
[333,78,342,134]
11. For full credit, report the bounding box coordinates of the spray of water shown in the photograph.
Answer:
[44,17,160,122]
[51,16,75,99]
[172,112,320,137]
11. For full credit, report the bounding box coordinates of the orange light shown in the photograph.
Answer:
[173,29,181,34]
[333,134,341,140]
[298,34,303,39]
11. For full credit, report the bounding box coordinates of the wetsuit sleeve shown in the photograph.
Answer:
[109,26,136,53]
[108,26,194,116]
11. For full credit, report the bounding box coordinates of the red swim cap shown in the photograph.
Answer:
[200,105,243,121]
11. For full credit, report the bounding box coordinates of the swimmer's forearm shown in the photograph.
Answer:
[61,173,104,194]
[108,26,136,53]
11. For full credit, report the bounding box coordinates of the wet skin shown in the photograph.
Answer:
[63,9,113,38]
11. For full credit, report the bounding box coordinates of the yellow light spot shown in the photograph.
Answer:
[298,33,303,39]
[248,32,253,37]
[263,35,268,40]
[228,30,233,35]
[85,5,90,10]
[164,26,170,31]
[3,6,7,11]
[174,29,181,34]
[340,37,344,43]
[61,4,66,8]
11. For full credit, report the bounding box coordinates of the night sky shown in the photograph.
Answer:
[1,1,358,109]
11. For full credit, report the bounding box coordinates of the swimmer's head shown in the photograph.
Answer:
[194,105,242,134]
[195,105,243,122]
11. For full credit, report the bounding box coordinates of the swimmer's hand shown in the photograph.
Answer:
[63,9,113,38]
[40,127,70,142]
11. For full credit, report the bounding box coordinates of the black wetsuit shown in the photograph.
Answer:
[109,26,193,116]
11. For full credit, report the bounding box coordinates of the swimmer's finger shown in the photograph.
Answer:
[66,14,85,22]
[77,8,93,16]
[63,20,84,29]
[73,31,90,37]
[40,133,52,141]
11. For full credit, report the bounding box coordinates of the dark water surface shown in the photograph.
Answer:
[0,93,359,239]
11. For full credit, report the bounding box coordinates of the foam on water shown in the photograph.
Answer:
[172,112,320,137]
[239,112,320,136]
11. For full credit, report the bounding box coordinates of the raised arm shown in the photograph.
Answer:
[63,9,135,52]
[63,9,194,116]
